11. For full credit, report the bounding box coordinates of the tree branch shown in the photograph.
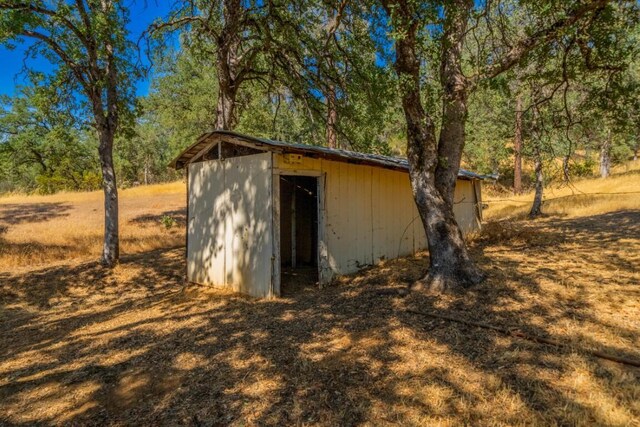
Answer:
[0,1,92,51]
[19,30,91,93]
[470,0,611,86]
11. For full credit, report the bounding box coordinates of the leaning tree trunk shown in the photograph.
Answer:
[529,141,544,218]
[391,0,483,293]
[98,129,119,266]
[514,95,523,194]
[600,131,611,178]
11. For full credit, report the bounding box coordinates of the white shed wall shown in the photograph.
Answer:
[188,152,274,297]
[275,154,480,280]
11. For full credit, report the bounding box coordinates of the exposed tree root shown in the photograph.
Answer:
[411,267,485,293]
[406,309,640,368]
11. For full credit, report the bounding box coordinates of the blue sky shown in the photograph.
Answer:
[0,1,173,97]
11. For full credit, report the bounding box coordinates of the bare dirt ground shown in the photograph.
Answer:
[0,184,639,425]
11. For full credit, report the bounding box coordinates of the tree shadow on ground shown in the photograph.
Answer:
[128,208,187,227]
[0,211,638,425]
[0,202,72,226]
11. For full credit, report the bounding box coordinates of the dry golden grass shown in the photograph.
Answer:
[484,161,640,220]
[0,170,639,425]
[0,181,186,269]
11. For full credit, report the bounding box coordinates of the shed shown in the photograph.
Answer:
[171,130,485,298]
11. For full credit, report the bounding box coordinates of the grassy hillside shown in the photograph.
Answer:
[0,164,638,425]
[2,161,639,269]
[484,161,640,220]
[0,181,186,269]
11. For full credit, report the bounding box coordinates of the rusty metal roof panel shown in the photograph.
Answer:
[171,130,486,180]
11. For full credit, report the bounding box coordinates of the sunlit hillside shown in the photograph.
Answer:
[1,163,639,425]
[0,181,186,269]
[484,161,640,220]
[2,161,639,269]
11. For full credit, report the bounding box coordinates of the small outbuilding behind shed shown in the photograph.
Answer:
[172,131,485,298]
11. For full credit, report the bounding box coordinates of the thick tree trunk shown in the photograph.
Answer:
[215,85,237,130]
[214,0,242,130]
[410,178,484,292]
[600,131,611,178]
[98,130,119,266]
[529,143,544,218]
[326,84,337,148]
[388,0,483,293]
[514,95,523,193]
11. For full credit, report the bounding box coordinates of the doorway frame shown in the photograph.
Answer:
[271,167,327,298]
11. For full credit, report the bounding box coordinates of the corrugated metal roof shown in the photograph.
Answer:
[171,130,486,180]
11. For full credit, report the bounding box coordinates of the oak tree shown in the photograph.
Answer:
[0,0,141,266]
[378,0,628,291]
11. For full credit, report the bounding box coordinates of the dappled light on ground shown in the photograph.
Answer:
[1,210,638,425]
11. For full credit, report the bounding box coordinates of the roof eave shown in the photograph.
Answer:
[171,130,486,180]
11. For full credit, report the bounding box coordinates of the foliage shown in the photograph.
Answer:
[569,158,597,177]
[160,214,177,229]
[0,0,639,200]
[463,1,640,188]
[0,0,142,132]
[0,85,101,193]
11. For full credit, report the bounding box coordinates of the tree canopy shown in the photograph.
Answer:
[1,0,638,282]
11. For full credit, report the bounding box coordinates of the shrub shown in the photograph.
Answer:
[569,158,596,178]
[160,215,177,229]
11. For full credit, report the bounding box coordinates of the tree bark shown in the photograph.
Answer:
[214,0,242,130]
[514,95,523,193]
[386,0,483,293]
[98,129,119,266]
[326,84,337,148]
[600,131,611,178]
[95,0,121,267]
[143,156,149,185]
[215,84,237,130]
[529,141,544,218]
[562,154,571,183]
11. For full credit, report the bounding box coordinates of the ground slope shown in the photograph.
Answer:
[0,182,185,269]
[0,175,639,425]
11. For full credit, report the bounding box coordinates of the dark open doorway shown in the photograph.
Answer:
[279,175,319,295]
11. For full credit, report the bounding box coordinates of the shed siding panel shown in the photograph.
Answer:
[386,170,397,257]
[224,153,273,297]
[187,160,226,287]
[370,166,382,263]
[453,180,478,235]
[360,166,374,266]
[322,159,341,273]
[372,168,388,263]
[398,172,414,257]
[188,153,273,298]
[338,162,351,270]
[275,153,479,280]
